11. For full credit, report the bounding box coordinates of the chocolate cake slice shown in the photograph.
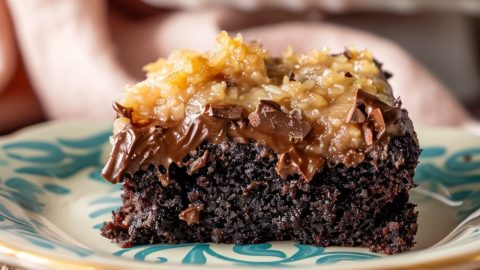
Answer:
[101,32,420,254]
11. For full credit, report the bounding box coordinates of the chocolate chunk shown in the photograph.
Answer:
[243,180,268,194]
[113,102,133,119]
[248,100,311,144]
[394,156,405,169]
[345,72,353,78]
[373,59,384,70]
[347,107,366,124]
[383,71,393,79]
[246,180,268,191]
[289,72,296,81]
[343,150,365,167]
[370,108,386,138]
[363,125,374,145]
[275,152,298,180]
[258,147,272,159]
[186,150,209,175]
[348,89,413,148]
[179,204,204,225]
[156,167,170,187]
[206,104,243,120]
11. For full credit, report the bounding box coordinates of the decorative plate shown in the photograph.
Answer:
[0,121,479,270]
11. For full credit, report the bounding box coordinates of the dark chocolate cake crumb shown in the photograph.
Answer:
[101,133,419,254]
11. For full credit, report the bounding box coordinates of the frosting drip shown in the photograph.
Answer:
[102,90,416,184]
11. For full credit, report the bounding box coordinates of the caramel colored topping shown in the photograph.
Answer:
[116,31,392,125]
[103,32,416,184]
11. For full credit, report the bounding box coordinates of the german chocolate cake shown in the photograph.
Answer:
[101,32,420,254]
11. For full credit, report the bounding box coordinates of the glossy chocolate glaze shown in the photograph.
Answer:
[102,90,416,184]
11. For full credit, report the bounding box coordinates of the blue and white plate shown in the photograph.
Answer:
[0,121,479,270]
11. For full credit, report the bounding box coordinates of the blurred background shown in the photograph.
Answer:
[0,0,479,134]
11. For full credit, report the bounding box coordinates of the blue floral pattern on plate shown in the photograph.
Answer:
[0,122,479,269]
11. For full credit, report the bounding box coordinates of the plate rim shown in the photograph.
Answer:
[0,239,479,270]
[0,120,480,270]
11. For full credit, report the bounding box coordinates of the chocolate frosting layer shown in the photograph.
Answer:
[102,90,417,184]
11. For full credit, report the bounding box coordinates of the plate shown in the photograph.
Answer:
[0,121,479,270]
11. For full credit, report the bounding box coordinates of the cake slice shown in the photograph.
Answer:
[101,32,420,254]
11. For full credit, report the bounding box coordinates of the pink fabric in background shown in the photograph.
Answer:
[1,0,474,127]
[0,0,16,92]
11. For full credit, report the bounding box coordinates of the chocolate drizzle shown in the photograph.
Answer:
[102,90,416,184]
[276,148,325,181]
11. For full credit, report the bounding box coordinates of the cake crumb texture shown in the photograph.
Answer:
[102,133,419,254]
